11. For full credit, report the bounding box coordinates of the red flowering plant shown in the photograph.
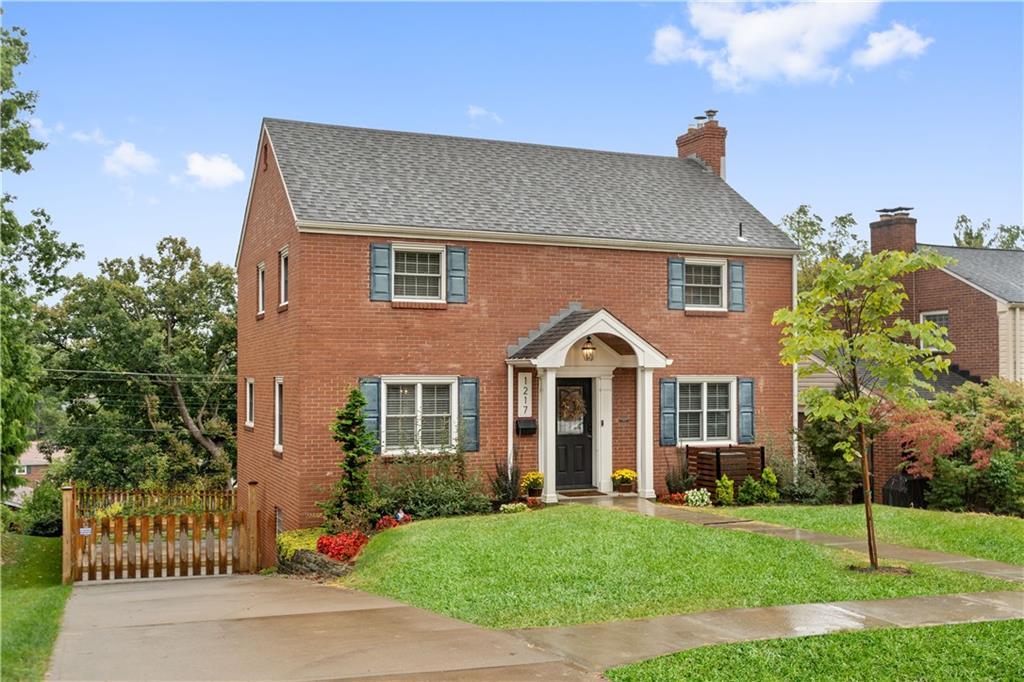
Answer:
[316,530,369,563]
[657,492,688,505]
[374,511,413,532]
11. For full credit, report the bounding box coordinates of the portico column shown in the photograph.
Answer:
[540,368,559,504]
[596,374,614,493]
[636,367,656,499]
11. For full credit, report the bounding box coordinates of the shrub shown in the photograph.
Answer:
[760,467,780,503]
[324,501,378,535]
[316,530,369,563]
[521,471,544,493]
[685,488,711,507]
[976,450,1024,516]
[770,451,831,505]
[925,456,971,512]
[499,502,529,514]
[715,475,734,506]
[318,388,376,521]
[799,410,863,503]
[736,476,763,505]
[657,492,688,505]
[665,464,695,495]
[20,482,63,536]
[277,527,323,561]
[490,461,522,504]
[373,458,490,520]
[612,469,637,485]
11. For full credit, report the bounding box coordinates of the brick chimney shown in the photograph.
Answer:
[870,207,917,254]
[676,109,727,179]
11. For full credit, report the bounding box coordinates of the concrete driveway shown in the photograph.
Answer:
[48,576,594,681]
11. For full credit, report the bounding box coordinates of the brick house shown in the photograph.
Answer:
[235,114,799,564]
[800,208,1024,501]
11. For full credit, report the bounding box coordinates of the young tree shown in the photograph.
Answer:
[773,249,954,569]
[953,215,1023,250]
[1,23,82,497]
[780,205,867,291]
[324,389,377,512]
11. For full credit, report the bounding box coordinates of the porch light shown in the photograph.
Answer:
[581,336,596,362]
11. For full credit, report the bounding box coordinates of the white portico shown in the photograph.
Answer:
[506,306,671,503]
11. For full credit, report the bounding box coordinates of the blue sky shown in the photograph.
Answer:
[7,2,1022,274]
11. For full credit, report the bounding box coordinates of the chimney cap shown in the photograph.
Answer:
[705,109,718,120]
[876,206,914,215]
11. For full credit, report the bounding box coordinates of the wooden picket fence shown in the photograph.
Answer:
[61,483,262,585]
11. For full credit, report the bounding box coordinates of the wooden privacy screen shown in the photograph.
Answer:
[61,483,262,584]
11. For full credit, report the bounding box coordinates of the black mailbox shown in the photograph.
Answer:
[515,418,537,436]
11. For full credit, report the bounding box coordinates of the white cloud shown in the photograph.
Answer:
[467,105,503,124]
[184,152,244,189]
[30,118,63,141]
[71,128,111,145]
[650,1,883,90]
[851,23,933,69]
[103,141,158,177]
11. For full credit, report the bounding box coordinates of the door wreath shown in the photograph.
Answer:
[558,388,587,421]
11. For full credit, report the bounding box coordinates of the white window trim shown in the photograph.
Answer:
[919,309,949,350]
[15,465,27,476]
[684,257,728,311]
[676,375,738,446]
[245,378,255,427]
[380,375,458,454]
[256,262,265,314]
[273,376,284,452]
[391,243,446,303]
[279,246,289,305]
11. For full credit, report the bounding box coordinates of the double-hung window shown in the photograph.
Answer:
[245,378,255,427]
[392,246,445,301]
[684,259,726,309]
[279,247,289,305]
[256,263,265,314]
[677,378,735,443]
[920,310,949,349]
[274,377,284,451]
[382,378,456,452]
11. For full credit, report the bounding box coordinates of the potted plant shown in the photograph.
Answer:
[612,469,637,493]
[522,471,544,497]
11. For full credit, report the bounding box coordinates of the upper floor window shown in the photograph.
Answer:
[274,377,284,452]
[920,310,949,349]
[393,246,444,301]
[678,377,735,443]
[245,378,255,427]
[279,247,289,305]
[15,465,28,476]
[382,377,455,452]
[256,263,265,314]
[684,260,726,309]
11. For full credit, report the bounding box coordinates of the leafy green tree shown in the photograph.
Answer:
[1,23,82,497]
[774,249,954,569]
[322,389,377,514]
[780,205,867,291]
[43,237,236,485]
[953,215,1022,250]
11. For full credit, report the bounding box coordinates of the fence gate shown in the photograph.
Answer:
[61,482,262,584]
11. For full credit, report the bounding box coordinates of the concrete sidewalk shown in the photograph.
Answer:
[48,576,595,681]
[513,591,1024,672]
[572,496,1024,583]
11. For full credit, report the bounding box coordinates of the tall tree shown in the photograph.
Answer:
[1,23,82,497]
[44,238,237,484]
[953,215,1023,250]
[780,205,867,291]
[773,249,954,569]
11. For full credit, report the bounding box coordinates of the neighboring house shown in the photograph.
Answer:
[799,208,1023,502]
[4,442,67,509]
[235,113,799,563]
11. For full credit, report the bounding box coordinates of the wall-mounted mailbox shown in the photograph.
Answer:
[515,418,537,436]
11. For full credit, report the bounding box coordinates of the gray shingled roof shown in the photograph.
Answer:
[509,309,598,360]
[264,118,798,251]
[921,244,1024,303]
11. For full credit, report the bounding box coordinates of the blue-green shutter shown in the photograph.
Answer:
[728,260,745,312]
[668,258,685,310]
[738,378,755,444]
[369,244,391,301]
[459,377,479,452]
[446,246,468,303]
[359,377,381,453]
[660,378,678,446]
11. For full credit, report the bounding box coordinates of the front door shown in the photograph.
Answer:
[555,378,593,489]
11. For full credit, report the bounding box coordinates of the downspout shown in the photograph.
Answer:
[507,363,514,468]
[791,253,800,476]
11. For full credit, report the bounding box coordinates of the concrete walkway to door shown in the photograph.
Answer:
[48,575,596,681]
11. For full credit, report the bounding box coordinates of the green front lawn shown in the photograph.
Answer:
[1,534,72,682]
[606,619,1024,681]
[706,504,1024,566]
[344,505,1017,628]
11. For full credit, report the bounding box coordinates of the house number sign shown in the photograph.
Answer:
[518,372,532,417]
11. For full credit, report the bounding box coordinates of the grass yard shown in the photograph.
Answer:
[606,619,1024,681]
[1,534,72,682]
[707,504,1024,566]
[343,505,1018,628]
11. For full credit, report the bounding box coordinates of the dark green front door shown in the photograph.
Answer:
[555,378,593,489]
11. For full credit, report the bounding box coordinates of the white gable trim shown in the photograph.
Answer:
[528,309,671,369]
[235,123,298,269]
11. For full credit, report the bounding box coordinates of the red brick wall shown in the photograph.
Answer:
[676,121,727,178]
